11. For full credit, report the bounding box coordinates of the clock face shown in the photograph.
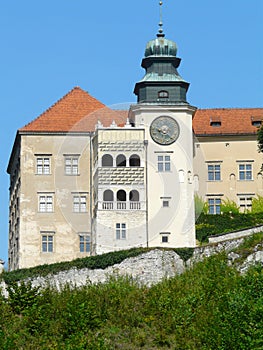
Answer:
[150,116,180,145]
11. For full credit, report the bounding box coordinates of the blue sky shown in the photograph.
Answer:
[0,0,262,266]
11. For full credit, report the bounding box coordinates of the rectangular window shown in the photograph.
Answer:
[42,234,54,252]
[158,155,170,172]
[208,164,221,181]
[39,194,53,212]
[65,156,79,175]
[208,198,221,214]
[239,163,252,181]
[163,200,169,207]
[79,234,91,253]
[73,195,87,212]
[238,195,254,212]
[36,157,51,175]
[116,223,126,240]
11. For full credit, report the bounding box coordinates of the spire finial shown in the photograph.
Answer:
[157,1,165,37]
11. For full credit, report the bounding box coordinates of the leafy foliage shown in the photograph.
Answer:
[194,194,208,219]
[0,243,262,349]
[220,198,240,214]
[251,195,263,214]
[196,212,263,242]
[257,124,263,153]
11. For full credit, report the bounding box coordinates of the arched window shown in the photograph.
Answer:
[102,154,113,167]
[129,190,139,201]
[117,190,126,201]
[116,154,126,167]
[117,189,126,209]
[103,190,114,202]
[158,90,169,99]
[129,154,140,167]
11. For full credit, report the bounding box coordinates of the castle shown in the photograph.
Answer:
[7,5,263,271]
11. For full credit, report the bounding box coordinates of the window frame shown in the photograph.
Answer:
[207,162,221,181]
[64,155,80,176]
[157,155,171,172]
[238,162,253,181]
[38,194,54,213]
[41,232,54,253]
[208,197,221,215]
[73,194,87,213]
[116,223,126,240]
[35,155,51,175]
[79,233,91,253]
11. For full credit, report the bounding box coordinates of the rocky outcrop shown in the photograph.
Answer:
[1,236,262,297]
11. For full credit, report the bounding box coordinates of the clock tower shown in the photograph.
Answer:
[129,1,196,248]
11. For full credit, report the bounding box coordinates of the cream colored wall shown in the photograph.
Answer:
[18,133,91,269]
[194,135,263,205]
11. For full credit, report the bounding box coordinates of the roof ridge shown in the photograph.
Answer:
[19,86,105,131]
[198,107,263,112]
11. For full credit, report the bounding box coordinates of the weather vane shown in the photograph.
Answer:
[157,0,165,37]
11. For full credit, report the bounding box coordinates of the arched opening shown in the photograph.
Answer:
[116,154,126,167]
[117,189,126,209]
[129,154,140,167]
[102,190,114,210]
[129,190,139,201]
[103,190,113,201]
[129,190,140,210]
[158,90,169,99]
[102,154,113,167]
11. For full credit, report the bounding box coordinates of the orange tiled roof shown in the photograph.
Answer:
[193,108,263,136]
[20,87,128,133]
[20,87,263,135]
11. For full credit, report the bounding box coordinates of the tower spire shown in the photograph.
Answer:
[157,1,165,37]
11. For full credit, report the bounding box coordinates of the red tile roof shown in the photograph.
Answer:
[20,87,263,136]
[20,87,127,133]
[193,108,263,136]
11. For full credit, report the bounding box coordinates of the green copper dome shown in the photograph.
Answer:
[145,37,177,57]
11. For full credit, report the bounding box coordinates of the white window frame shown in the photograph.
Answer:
[64,155,79,175]
[207,162,221,181]
[208,197,221,215]
[116,223,126,240]
[73,194,87,213]
[79,233,91,253]
[238,162,253,181]
[39,194,54,212]
[157,155,171,172]
[41,232,54,253]
[238,194,254,212]
[36,156,51,175]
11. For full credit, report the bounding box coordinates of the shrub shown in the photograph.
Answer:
[251,195,263,213]
[220,198,240,214]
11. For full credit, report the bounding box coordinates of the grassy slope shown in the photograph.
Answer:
[0,234,262,350]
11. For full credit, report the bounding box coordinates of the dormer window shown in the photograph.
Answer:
[251,116,263,127]
[158,90,169,99]
[210,116,221,127]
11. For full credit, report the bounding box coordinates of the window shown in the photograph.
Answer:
[129,154,140,167]
[102,154,113,167]
[116,154,126,167]
[163,200,169,207]
[65,156,79,175]
[73,195,87,212]
[36,157,51,174]
[239,163,252,181]
[160,232,170,243]
[208,198,221,214]
[158,155,170,172]
[117,190,126,209]
[79,234,91,253]
[158,90,169,99]
[238,194,254,212]
[39,195,53,212]
[41,233,54,252]
[116,223,126,240]
[208,163,221,181]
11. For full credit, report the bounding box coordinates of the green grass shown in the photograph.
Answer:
[0,234,262,349]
